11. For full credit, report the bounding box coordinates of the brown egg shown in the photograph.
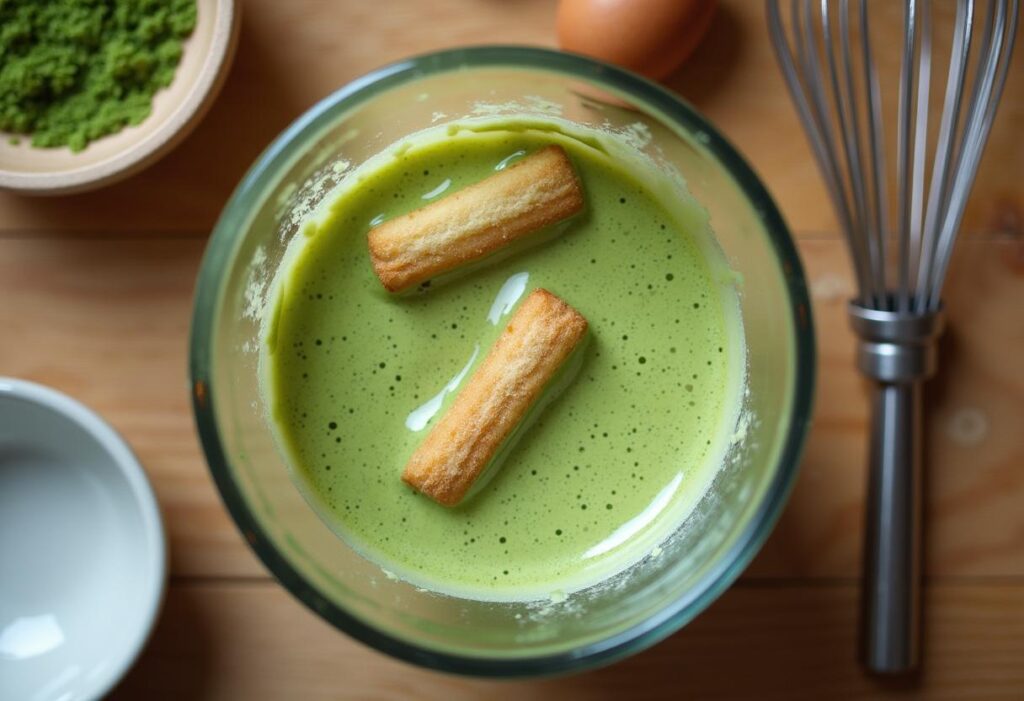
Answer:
[557,0,717,81]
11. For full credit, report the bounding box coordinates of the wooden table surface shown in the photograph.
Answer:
[2,1,1021,698]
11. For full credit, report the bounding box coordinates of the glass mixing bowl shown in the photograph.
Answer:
[190,47,814,676]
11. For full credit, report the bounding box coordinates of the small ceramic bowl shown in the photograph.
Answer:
[0,378,166,701]
[0,0,239,195]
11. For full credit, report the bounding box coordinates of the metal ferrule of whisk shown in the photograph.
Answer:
[767,0,1017,675]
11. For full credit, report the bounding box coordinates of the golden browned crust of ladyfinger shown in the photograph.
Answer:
[368,146,584,292]
[401,289,588,506]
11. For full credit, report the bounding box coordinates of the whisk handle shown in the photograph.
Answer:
[862,380,922,674]
[849,302,944,675]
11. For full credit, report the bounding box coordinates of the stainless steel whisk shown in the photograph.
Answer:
[766,0,1018,675]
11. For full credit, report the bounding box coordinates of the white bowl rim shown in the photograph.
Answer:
[0,377,167,700]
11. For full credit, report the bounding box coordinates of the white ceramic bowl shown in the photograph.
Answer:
[0,379,166,701]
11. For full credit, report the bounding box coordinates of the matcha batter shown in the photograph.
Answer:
[265,119,744,601]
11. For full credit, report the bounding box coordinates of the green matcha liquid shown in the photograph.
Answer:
[264,118,745,601]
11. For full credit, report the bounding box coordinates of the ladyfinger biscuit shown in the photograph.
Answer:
[368,146,584,292]
[402,289,588,506]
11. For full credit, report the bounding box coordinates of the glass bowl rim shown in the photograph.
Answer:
[189,45,815,677]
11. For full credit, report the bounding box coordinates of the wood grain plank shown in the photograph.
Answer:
[1,236,1021,580]
[0,0,1019,238]
[109,581,1024,700]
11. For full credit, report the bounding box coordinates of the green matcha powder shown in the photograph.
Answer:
[0,0,197,151]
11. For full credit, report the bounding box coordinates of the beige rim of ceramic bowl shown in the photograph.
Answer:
[0,0,239,195]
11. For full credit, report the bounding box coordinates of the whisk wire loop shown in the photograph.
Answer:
[766,0,1016,312]
[859,0,890,308]
[928,0,1017,311]
[916,0,973,313]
